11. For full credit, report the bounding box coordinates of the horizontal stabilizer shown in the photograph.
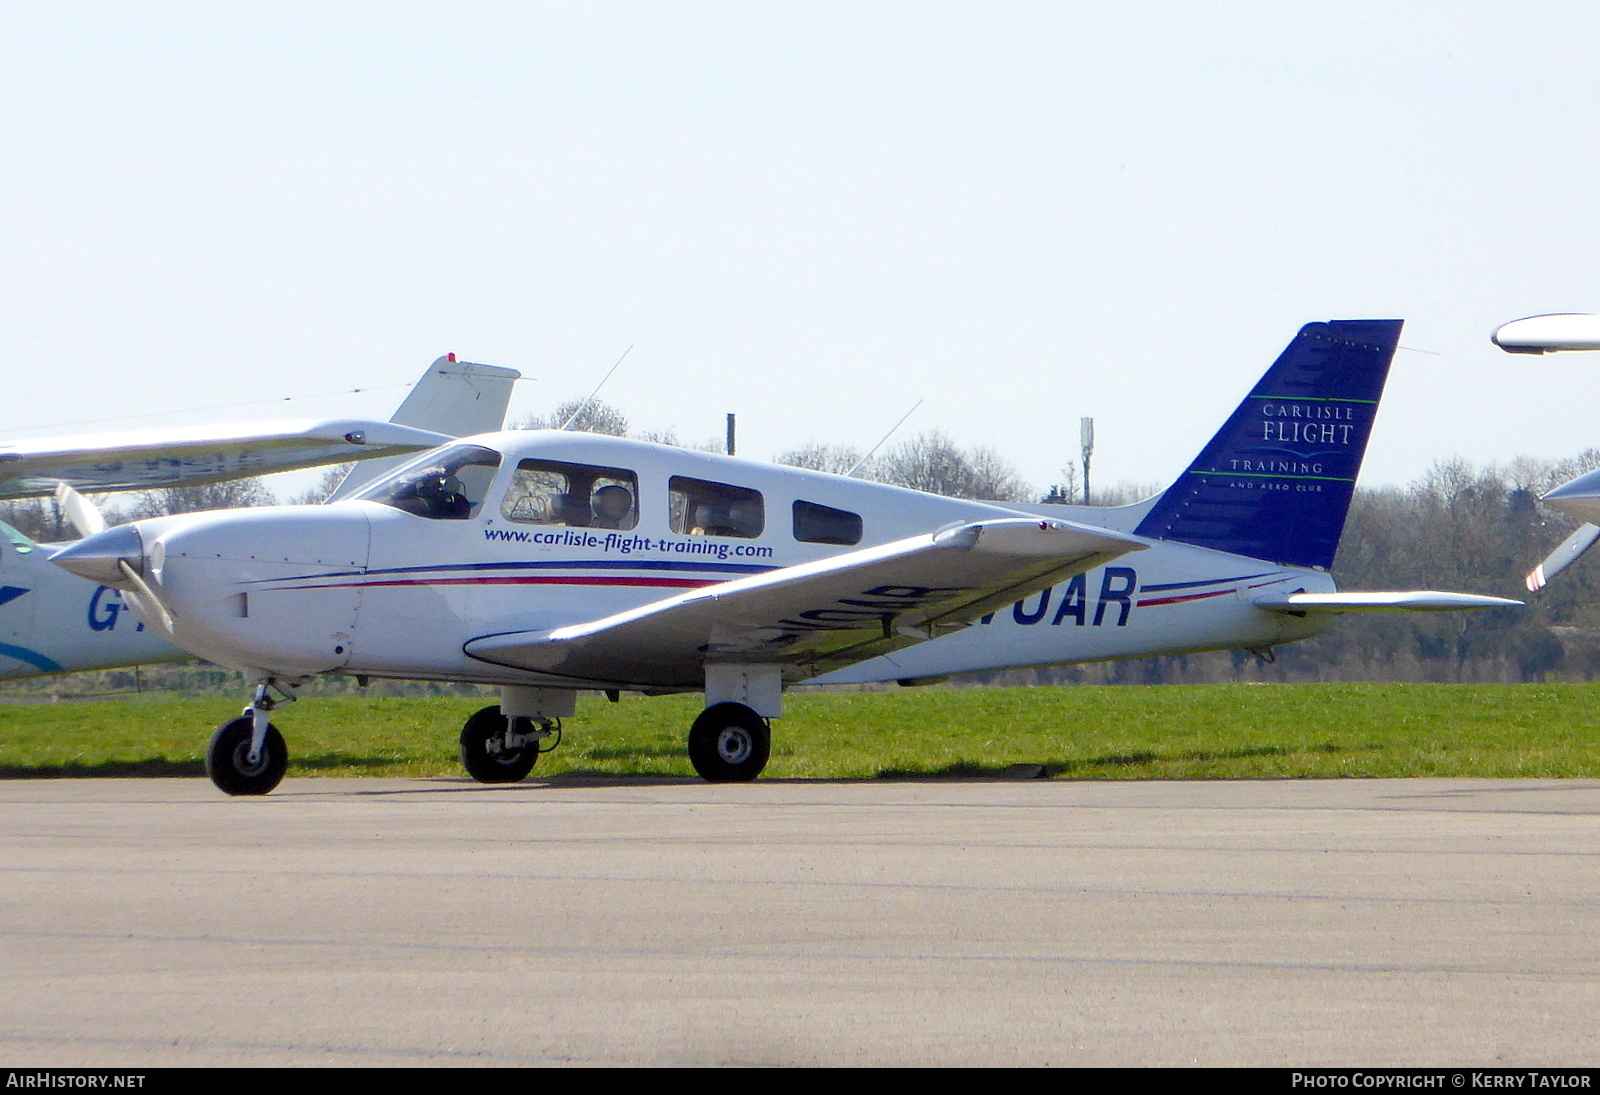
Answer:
[0,419,454,498]
[465,517,1146,688]
[1253,591,1522,614]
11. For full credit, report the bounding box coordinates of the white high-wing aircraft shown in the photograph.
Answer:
[53,320,1518,795]
[1489,314,1600,589]
[0,356,518,679]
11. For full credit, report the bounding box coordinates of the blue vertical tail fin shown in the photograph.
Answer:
[1132,319,1402,570]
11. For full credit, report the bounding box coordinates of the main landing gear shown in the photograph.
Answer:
[458,704,557,783]
[451,698,773,786]
[687,702,771,782]
[684,665,780,783]
[455,686,573,786]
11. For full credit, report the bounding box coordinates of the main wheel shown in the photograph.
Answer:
[459,704,539,784]
[205,716,288,796]
[687,702,771,782]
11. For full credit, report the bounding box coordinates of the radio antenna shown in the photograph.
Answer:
[846,399,923,477]
[560,345,634,430]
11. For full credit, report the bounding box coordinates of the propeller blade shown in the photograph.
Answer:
[53,481,106,538]
[1527,523,1600,592]
[116,559,174,633]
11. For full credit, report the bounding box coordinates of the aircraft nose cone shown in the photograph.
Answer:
[49,524,145,586]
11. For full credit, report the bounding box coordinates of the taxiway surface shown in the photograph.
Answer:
[2,777,1598,1066]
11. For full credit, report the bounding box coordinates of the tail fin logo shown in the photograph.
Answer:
[1134,320,1402,571]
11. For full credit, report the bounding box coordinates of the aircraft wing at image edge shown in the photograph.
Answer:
[0,356,519,498]
[465,518,1146,687]
[1489,316,1600,590]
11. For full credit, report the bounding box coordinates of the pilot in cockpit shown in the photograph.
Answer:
[390,470,472,520]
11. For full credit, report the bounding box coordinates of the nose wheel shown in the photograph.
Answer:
[205,716,288,796]
[687,702,771,782]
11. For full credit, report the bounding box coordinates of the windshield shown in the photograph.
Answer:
[348,444,503,520]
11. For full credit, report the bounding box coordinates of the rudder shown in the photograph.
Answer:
[1132,319,1402,570]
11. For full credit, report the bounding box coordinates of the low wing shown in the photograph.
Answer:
[465,518,1147,688]
[1253,591,1521,614]
[0,418,453,498]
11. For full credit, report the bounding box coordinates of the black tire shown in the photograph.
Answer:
[687,702,771,782]
[205,716,288,796]
[459,704,539,784]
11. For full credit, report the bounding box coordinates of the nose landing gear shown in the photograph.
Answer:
[206,682,295,796]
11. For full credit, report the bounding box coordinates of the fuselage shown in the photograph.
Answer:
[0,524,184,679]
[68,431,1335,691]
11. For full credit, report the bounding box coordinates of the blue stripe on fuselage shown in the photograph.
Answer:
[0,642,62,673]
[1137,572,1280,593]
[245,557,779,586]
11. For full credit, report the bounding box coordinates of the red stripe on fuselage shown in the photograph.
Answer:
[1136,588,1233,608]
[270,575,717,592]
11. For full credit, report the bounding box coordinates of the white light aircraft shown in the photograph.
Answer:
[52,320,1518,795]
[1489,314,1600,589]
[0,356,518,678]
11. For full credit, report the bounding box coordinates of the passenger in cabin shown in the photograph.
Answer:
[689,503,732,537]
[690,501,757,538]
[591,484,635,530]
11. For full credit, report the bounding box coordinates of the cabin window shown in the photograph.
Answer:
[793,500,862,546]
[351,444,503,520]
[501,460,639,530]
[669,476,764,539]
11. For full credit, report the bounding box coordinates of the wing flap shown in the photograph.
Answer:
[465,518,1146,687]
[1253,591,1522,614]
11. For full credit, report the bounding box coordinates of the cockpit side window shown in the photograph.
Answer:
[349,444,503,520]
[793,500,862,546]
[501,459,639,531]
[669,476,764,539]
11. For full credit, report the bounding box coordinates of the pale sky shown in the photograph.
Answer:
[6,2,1600,499]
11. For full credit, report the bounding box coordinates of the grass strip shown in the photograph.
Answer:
[1,683,1598,781]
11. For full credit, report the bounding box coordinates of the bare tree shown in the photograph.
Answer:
[519,398,630,436]
[120,478,274,521]
[967,445,1031,502]
[632,427,682,447]
[287,464,355,506]
[873,431,1032,502]
[775,443,870,477]
[0,497,70,542]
